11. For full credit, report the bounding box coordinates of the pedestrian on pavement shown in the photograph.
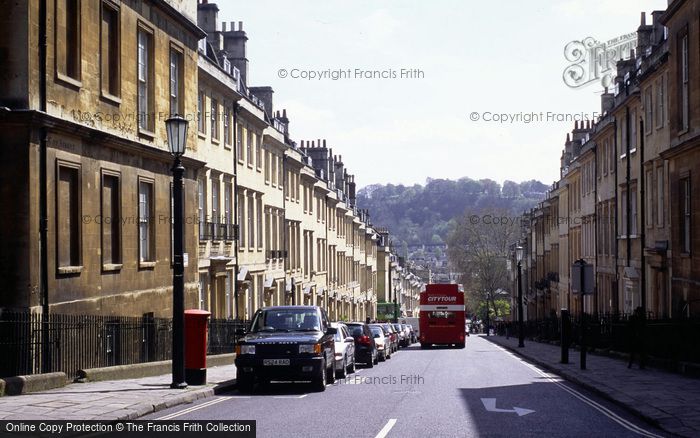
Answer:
[627,306,646,369]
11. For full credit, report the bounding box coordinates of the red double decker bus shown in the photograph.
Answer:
[419,284,466,349]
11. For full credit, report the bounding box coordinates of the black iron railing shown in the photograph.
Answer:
[0,311,250,380]
[495,315,700,365]
[199,221,238,241]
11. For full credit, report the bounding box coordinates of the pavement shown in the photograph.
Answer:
[144,336,670,438]
[0,364,237,421]
[484,334,700,438]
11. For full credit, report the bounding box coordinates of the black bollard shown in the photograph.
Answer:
[561,309,570,364]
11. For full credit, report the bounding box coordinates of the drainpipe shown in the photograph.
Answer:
[593,143,598,317]
[639,118,646,314]
[232,102,240,320]
[282,153,287,304]
[39,0,50,374]
[612,117,619,316]
[626,108,632,273]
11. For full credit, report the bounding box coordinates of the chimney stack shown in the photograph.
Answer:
[223,20,249,86]
[197,1,222,50]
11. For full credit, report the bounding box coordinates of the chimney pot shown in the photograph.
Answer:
[641,12,646,26]
[222,22,227,31]
[238,21,243,31]
[323,139,327,148]
[300,140,305,147]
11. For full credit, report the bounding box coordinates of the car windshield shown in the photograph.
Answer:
[250,309,321,333]
[370,327,383,337]
[346,324,364,337]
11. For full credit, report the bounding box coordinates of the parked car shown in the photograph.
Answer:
[400,324,412,346]
[345,322,378,367]
[380,323,399,353]
[392,323,407,347]
[331,322,356,378]
[234,306,337,393]
[369,324,391,361]
[407,324,418,343]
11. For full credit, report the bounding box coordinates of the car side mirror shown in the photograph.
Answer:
[235,328,246,337]
[326,327,338,335]
[345,336,354,343]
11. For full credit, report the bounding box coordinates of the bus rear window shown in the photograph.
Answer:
[428,311,456,319]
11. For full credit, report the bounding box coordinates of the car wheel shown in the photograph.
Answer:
[347,357,356,374]
[236,372,255,394]
[373,352,379,365]
[326,358,336,384]
[336,358,347,379]
[386,350,391,359]
[379,351,386,362]
[457,342,465,349]
[313,359,327,392]
[366,354,374,368]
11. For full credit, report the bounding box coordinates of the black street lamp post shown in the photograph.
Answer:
[393,285,399,324]
[166,115,188,390]
[516,245,525,348]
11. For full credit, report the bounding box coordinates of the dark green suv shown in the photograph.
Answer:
[235,306,337,392]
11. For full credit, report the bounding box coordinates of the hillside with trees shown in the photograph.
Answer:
[357,177,548,253]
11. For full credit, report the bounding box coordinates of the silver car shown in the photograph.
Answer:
[369,324,392,361]
[331,322,356,378]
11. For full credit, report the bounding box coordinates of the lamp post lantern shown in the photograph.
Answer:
[166,115,188,389]
[516,244,525,348]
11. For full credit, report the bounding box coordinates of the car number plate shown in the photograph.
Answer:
[263,359,290,366]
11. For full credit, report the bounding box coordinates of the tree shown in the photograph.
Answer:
[477,298,511,320]
[447,208,517,324]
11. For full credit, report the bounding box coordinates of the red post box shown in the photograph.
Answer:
[184,309,211,385]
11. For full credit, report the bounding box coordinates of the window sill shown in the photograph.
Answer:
[212,138,220,145]
[100,92,122,106]
[138,128,156,140]
[198,132,207,140]
[102,263,123,272]
[139,261,156,269]
[56,72,82,90]
[630,148,637,155]
[224,143,232,150]
[680,252,691,258]
[58,266,83,275]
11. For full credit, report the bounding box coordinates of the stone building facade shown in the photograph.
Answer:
[0,0,423,321]
[515,4,700,320]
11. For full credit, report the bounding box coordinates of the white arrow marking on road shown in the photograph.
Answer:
[481,398,535,416]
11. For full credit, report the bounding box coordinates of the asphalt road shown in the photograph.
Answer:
[143,336,669,438]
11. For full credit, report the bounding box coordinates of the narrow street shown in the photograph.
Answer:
[144,336,668,438]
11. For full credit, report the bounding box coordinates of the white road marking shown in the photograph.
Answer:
[156,397,233,420]
[374,419,397,438]
[272,394,308,399]
[491,344,665,438]
[481,398,535,416]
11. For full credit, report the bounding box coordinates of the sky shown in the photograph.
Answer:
[216,0,666,189]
